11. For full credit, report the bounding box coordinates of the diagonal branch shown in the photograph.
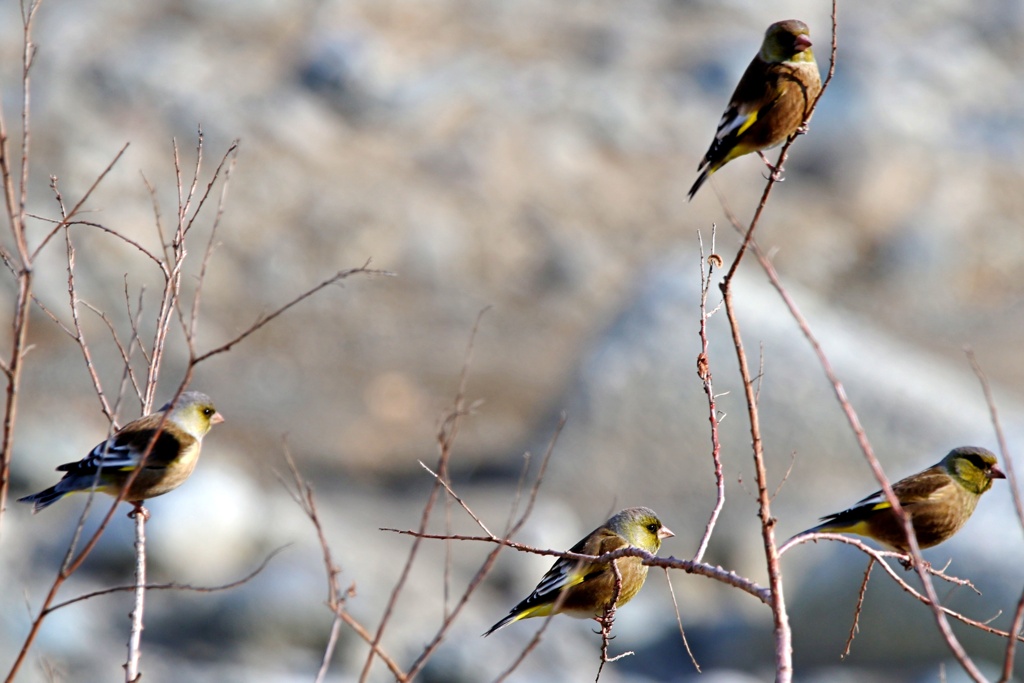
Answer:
[191,263,392,365]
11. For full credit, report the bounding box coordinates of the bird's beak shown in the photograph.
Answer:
[659,526,675,540]
[794,34,812,51]
[991,465,1007,480]
[211,411,226,425]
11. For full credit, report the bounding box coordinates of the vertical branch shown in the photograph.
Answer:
[120,132,219,680]
[0,0,42,533]
[125,510,147,682]
[694,228,725,562]
[713,6,843,680]
[720,278,792,682]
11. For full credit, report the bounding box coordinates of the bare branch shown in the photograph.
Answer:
[693,227,726,563]
[31,144,131,260]
[192,263,391,365]
[842,557,874,659]
[358,309,487,682]
[966,350,1023,528]
[125,508,147,682]
[45,547,284,614]
[419,460,495,537]
[1000,589,1024,683]
[381,529,771,604]
[784,534,1019,644]
[276,447,410,682]
[663,568,700,672]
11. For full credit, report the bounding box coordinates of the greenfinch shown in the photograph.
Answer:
[688,19,822,200]
[483,506,673,636]
[18,391,224,513]
[794,447,1005,553]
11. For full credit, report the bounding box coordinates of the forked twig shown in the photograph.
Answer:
[277,447,408,682]
[358,308,485,682]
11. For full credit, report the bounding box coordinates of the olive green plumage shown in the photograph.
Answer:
[797,446,1005,553]
[688,19,822,200]
[18,391,224,513]
[483,507,674,636]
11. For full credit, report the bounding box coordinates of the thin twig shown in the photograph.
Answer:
[663,568,700,672]
[359,308,487,682]
[966,349,1023,528]
[31,144,131,260]
[191,263,391,365]
[693,228,725,563]
[842,557,874,659]
[1000,589,1024,683]
[46,547,286,613]
[276,447,409,682]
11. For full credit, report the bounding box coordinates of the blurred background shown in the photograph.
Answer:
[2,0,1023,681]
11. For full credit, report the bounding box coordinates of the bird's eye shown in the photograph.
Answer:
[203,408,214,416]
[647,523,659,534]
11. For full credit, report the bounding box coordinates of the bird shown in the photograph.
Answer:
[483,506,673,636]
[18,391,224,515]
[792,446,1005,553]
[688,19,822,200]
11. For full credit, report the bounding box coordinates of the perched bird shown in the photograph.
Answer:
[688,19,822,200]
[483,506,673,636]
[18,391,224,514]
[793,447,1005,553]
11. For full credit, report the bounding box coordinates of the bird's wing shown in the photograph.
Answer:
[714,60,784,142]
[57,415,192,475]
[825,465,951,519]
[520,527,629,607]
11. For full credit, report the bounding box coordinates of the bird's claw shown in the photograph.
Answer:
[128,502,150,521]
[757,151,785,182]
[898,555,931,572]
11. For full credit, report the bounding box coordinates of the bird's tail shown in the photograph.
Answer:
[17,486,65,513]
[482,601,552,637]
[687,168,711,201]
[481,613,518,637]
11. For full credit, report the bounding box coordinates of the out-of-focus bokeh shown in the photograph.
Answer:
[2,0,1023,681]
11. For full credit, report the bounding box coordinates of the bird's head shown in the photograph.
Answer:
[761,20,814,64]
[610,507,675,554]
[164,391,225,439]
[943,446,1006,495]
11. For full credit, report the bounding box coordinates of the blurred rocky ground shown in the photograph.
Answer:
[2,0,1023,681]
